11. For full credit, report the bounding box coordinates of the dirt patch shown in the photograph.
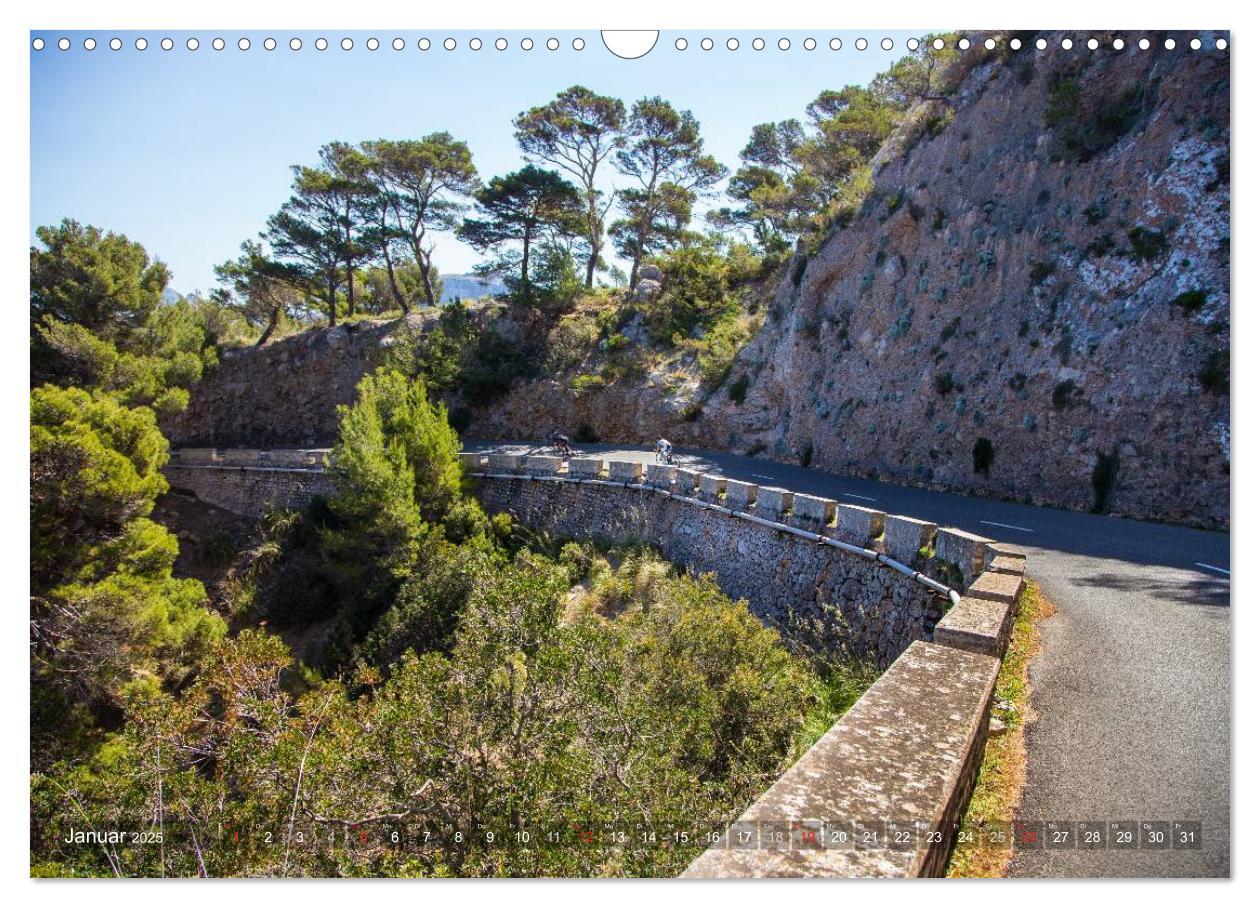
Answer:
[946,580,1056,878]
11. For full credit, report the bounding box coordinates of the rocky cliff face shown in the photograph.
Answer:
[169,36,1229,529]
[473,38,1231,528]
[706,40,1229,528]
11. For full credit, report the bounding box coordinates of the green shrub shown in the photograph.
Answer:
[729,373,751,405]
[1173,289,1208,315]
[972,437,995,476]
[1128,226,1169,262]
[1029,261,1056,285]
[1051,379,1076,410]
[1199,349,1229,395]
[1091,448,1121,513]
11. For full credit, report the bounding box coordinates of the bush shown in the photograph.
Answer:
[1091,448,1121,513]
[1128,226,1169,262]
[1029,261,1056,286]
[1199,349,1229,395]
[972,437,995,476]
[643,243,740,346]
[1173,289,1208,316]
[1052,379,1076,410]
[1045,76,1146,162]
[729,373,751,405]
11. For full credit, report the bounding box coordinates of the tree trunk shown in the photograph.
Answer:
[383,249,408,314]
[628,258,640,290]
[327,276,338,327]
[345,265,357,317]
[521,231,532,303]
[418,254,437,307]
[257,307,280,346]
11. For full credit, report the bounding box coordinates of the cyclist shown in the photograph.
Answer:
[654,437,674,464]
[550,430,573,458]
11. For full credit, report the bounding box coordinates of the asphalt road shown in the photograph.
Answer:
[470,440,1230,878]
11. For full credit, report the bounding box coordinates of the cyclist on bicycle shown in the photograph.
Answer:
[550,430,573,458]
[654,437,674,464]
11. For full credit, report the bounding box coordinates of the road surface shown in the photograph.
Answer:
[469,441,1230,878]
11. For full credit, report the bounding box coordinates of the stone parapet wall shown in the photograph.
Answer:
[471,474,944,667]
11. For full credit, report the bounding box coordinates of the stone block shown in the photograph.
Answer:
[987,555,1026,576]
[265,449,326,467]
[683,641,1000,878]
[935,528,993,586]
[607,460,644,483]
[458,452,484,471]
[645,462,677,489]
[567,457,605,479]
[934,596,1014,658]
[792,493,837,526]
[882,515,936,563]
[698,474,726,502]
[219,448,263,465]
[177,448,220,464]
[524,455,562,476]
[724,479,758,511]
[754,487,792,520]
[833,505,885,546]
[673,468,700,495]
[965,570,1024,607]
[985,542,1028,570]
[486,453,523,473]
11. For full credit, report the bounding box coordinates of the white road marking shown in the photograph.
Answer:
[980,519,1035,533]
[842,492,879,503]
[750,473,776,480]
[1194,562,1231,577]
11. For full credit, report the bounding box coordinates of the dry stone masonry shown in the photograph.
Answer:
[165,448,1028,877]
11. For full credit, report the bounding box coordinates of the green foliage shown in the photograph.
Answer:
[1045,75,1146,163]
[33,548,827,878]
[642,242,741,346]
[1128,226,1169,262]
[1029,261,1056,286]
[1051,379,1076,410]
[728,373,751,405]
[1198,349,1229,395]
[1173,289,1208,315]
[30,385,224,757]
[457,165,586,305]
[327,370,465,580]
[30,219,170,341]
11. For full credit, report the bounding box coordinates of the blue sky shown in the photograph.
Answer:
[31,30,918,294]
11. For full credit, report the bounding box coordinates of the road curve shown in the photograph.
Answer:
[468,441,1230,878]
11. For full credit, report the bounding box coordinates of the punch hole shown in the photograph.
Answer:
[496,38,508,50]
[1190,38,1201,50]
[135,37,147,50]
[572,38,585,51]
[1010,38,1022,50]
[341,38,353,51]
[1139,38,1150,50]
[830,38,842,51]
[1087,38,1099,50]
[601,31,658,59]
[675,38,687,51]
[84,38,97,51]
[212,38,225,51]
[726,38,739,51]
[958,38,971,50]
[1165,38,1176,50]
[1216,38,1228,50]
[521,38,533,50]
[701,38,714,51]
[907,38,920,51]
[111,38,123,50]
[752,38,765,51]
[161,38,173,51]
[57,37,69,51]
[546,38,559,50]
[264,38,277,51]
[881,38,893,51]
[855,38,868,50]
[470,38,483,51]
[316,38,328,51]
[802,37,816,51]
[290,38,302,51]
[1113,38,1125,50]
[1035,38,1047,50]
[418,38,431,50]
[1061,38,1072,50]
[984,38,996,50]
[393,38,405,50]
[366,38,380,51]
[445,38,457,51]
[778,38,790,51]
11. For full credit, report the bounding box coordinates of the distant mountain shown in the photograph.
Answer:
[442,273,505,302]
